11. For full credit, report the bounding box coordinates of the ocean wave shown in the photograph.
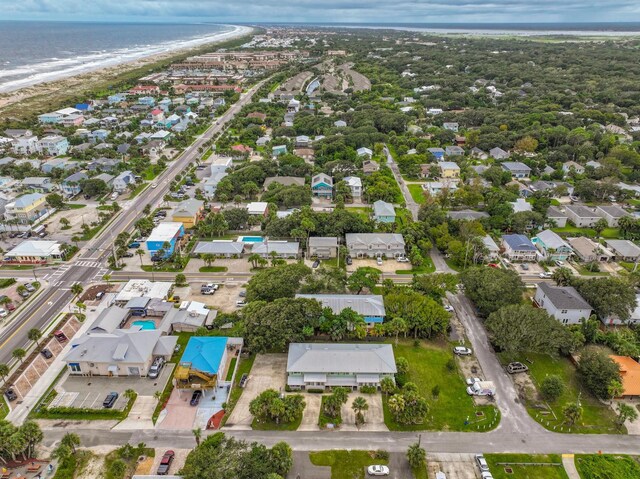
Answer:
[0,24,248,94]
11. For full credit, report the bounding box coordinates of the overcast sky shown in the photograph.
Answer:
[1,0,640,23]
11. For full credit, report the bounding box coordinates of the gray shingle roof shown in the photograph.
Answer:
[502,234,536,252]
[308,237,338,247]
[538,283,592,310]
[194,241,244,255]
[373,200,396,217]
[287,343,396,374]
[296,294,385,317]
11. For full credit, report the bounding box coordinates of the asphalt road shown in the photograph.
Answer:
[0,79,268,364]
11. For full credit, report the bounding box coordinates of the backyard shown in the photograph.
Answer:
[484,454,569,479]
[499,352,621,434]
[383,340,499,431]
[407,184,426,204]
[309,450,389,479]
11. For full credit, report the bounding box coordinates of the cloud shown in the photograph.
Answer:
[1,0,640,23]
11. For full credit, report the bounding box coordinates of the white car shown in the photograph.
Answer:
[453,346,473,356]
[396,256,410,263]
[0,309,7,318]
[539,272,552,278]
[475,454,490,472]
[236,300,247,307]
[110,192,119,200]
[555,260,565,266]
[367,465,390,476]
[151,183,157,189]
[376,257,383,266]
[466,377,482,386]
[444,305,454,312]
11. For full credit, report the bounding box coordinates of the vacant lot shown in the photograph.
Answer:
[485,454,569,479]
[309,450,388,479]
[499,352,620,434]
[575,454,640,479]
[383,340,499,431]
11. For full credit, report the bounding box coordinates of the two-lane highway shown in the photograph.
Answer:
[0,79,269,364]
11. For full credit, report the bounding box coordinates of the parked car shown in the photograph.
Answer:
[396,256,410,263]
[539,272,552,278]
[6,303,16,312]
[453,346,473,356]
[24,283,36,292]
[481,473,494,479]
[53,330,68,342]
[487,263,500,268]
[239,373,249,388]
[236,300,247,307]
[41,349,53,359]
[190,390,202,406]
[157,450,175,475]
[110,192,119,200]
[465,377,482,386]
[475,454,490,472]
[4,389,17,401]
[312,259,320,268]
[103,392,119,408]
[555,260,565,267]
[200,283,219,293]
[520,263,529,270]
[148,357,165,379]
[239,290,246,297]
[346,255,353,265]
[367,465,390,476]
[122,252,134,258]
[128,242,141,249]
[506,362,529,374]
[151,183,157,189]
[0,309,7,318]
[19,291,30,299]
[376,257,383,266]
[467,381,496,396]
[444,305,454,312]
[95,291,105,300]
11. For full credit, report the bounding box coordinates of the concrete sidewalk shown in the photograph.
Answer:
[562,454,580,479]
[6,294,114,425]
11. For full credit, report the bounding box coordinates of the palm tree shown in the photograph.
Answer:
[71,235,81,249]
[12,348,26,364]
[0,364,9,382]
[70,282,83,299]
[60,217,70,230]
[406,441,426,469]
[27,329,42,348]
[60,432,80,454]
[563,402,583,427]
[102,274,111,286]
[0,297,11,308]
[124,389,136,402]
[201,253,216,268]
[248,253,262,269]
[351,396,369,427]
[137,249,145,267]
[192,427,202,447]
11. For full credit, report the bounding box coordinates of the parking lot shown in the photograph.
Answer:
[185,282,246,314]
[428,453,479,479]
[52,365,173,410]
[225,353,287,429]
[346,257,412,274]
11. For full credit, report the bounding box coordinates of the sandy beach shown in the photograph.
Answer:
[0,24,253,117]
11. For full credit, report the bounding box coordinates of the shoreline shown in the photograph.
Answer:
[0,24,253,116]
[0,24,252,94]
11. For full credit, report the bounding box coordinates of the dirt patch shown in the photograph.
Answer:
[428,453,477,479]
[134,455,155,475]
[80,284,116,302]
[186,283,245,314]
[80,453,106,479]
[45,205,99,241]
[511,370,538,403]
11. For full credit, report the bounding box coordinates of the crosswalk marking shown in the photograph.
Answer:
[74,260,102,268]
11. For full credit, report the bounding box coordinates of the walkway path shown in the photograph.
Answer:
[562,454,581,479]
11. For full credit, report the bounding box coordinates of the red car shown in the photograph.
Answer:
[5,303,15,312]
[488,263,500,269]
[157,450,175,475]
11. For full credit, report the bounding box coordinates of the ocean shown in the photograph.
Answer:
[0,21,246,93]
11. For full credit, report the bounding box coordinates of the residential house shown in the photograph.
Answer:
[427,148,445,160]
[247,112,267,122]
[94,173,115,188]
[308,237,338,259]
[357,147,373,158]
[272,145,288,157]
[362,160,379,175]
[586,160,602,169]
[343,176,363,199]
[511,198,532,214]
[547,206,568,228]
[21,177,54,193]
[568,237,614,263]
[534,283,592,325]
[202,171,228,199]
[251,241,300,258]
[246,202,269,217]
[286,343,396,390]
[482,235,500,259]
[443,122,459,132]
[501,161,531,178]
[256,136,270,147]
[171,198,205,229]
[146,222,185,257]
[445,146,464,157]
[489,147,510,160]
[609,356,640,399]
[294,148,314,162]
[295,135,310,148]
[12,136,40,156]
[4,193,48,224]
[422,181,459,196]
[345,233,405,258]
[113,280,173,305]
[194,240,245,258]
[447,210,489,221]
[63,328,177,377]
[334,120,347,128]
[565,205,600,228]
[89,129,110,143]
[595,205,629,227]
[296,293,386,327]
[61,171,88,197]
[373,200,396,223]
[38,135,69,156]
[470,147,488,160]
[439,161,460,179]
[41,157,71,174]
[562,161,584,175]
[532,230,573,261]
[113,171,136,193]
[311,174,333,198]
[501,234,538,262]
[605,240,640,262]
[4,240,62,263]
[87,157,120,173]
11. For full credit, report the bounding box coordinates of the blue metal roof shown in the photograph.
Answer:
[181,337,227,375]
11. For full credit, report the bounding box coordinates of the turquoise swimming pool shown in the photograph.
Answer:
[132,320,156,330]
[239,236,263,243]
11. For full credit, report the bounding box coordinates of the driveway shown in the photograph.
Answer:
[447,292,543,435]
[346,258,411,274]
[224,353,287,429]
[157,388,198,430]
[287,451,330,479]
[340,393,387,432]
[428,453,477,479]
[298,394,322,431]
[113,395,157,430]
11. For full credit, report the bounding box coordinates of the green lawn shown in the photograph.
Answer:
[383,340,499,431]
[575,454,640,479]
[345,206,372,221]
[407,183,426,204]
[127,183,148,199]
[395,257,435,274]
[485,454,568,479]
[141,262,189,272]
[0,278,17,289]
[575,265,609,276]
[252,410,303,431]
[551,226,620,240]
[220,354,256,428]
[65,203,87,209]
[226,357,237,381]
[444,258,463,272]
[199,266,229,272]
[309,450,389,479]
[498,352,621,434]
[0,395,9,420]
